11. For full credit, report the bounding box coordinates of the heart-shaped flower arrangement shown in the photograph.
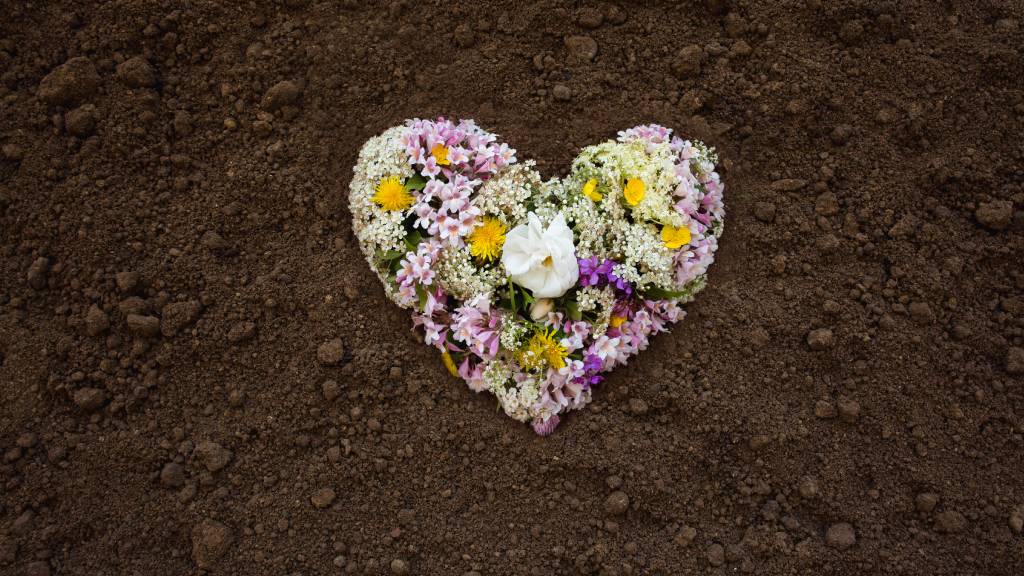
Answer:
[349,119,725,435]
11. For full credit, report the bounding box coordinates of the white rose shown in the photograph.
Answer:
[502,212,579,298]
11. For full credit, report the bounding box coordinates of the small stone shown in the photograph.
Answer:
[836,397,861,423]
[322,379,341,401]
[262,80,302,111]
[195,441,233,472]
[27,257,50,290]
[814,400,836,419]
[65,104,97,137]
[201,230,230,253]
[116,57,157,88]
[771,178,807,191]
[754,201,776,222]
[38,57,101,106]
[453,24,475,48]
[578,7,604,29]
[161,300,201,337]
[115,271,140,292]
[724,12,747,37]
[749,434,771,450]
[227,321,256,343]
[672,45,703,78]
[73,387,107,412]
[674,525,697,546]
[311,487,336,509]
[317,339,345,365]
[552,84,572,101]
[825,522,856,550]
[628,398,648,415]
[604,491,630,515]
[934,510,967,533]
[975,200,1014,230]
[806,328,835,351]
[815,192,839,216]
[798,477,819,499]
[1009,512,1023,533]
[908,301,935,324]
[831,124,853,145]
[173,110,192,137]
[564,35,598,62]
[160,462,186,487]
[84,304,110,336]
[390,558,410,576]
[126,314,161,338]
[1007,347,1024,375]
[915,492,939,513]
[706,543,725,566]
[730,39,752,57]
[191,519,232,569]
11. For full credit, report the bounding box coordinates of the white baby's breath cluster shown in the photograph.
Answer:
[473,162,542,226]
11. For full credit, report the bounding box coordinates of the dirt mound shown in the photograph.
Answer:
[1,2,1022,575]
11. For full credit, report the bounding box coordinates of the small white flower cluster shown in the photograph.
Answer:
[473,162,542,226]
[349,127,415,255]
[492,376,540,422]
[435,243,506,301]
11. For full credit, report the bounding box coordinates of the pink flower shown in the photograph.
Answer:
[422,157,441,178]
[458,358,488,392]
[532,414,560,436]
[451,295,502,360]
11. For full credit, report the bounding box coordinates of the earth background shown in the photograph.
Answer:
[1,1,1023,575]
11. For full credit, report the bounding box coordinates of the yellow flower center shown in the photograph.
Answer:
[582,178,603,201]
[517,329,567,371]
[441,351,459,377]
[372,176,413,211]
[431,143,451,166]
[623,178,645,206]
[468,217,507,261]
[542,255,553,267]
[661,225,692,249]
[609,315,626,328]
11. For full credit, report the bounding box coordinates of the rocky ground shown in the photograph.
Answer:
[1,1,1023,575]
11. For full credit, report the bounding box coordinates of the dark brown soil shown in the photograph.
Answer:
[2,1,1023,575]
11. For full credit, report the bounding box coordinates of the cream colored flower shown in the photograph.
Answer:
[502,213,579,298]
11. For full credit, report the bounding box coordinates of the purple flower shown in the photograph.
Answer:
[577,256,633,298]
[532,414,560,436]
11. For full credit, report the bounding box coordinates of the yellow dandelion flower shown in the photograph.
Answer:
[520,329,567,371]
[431,143,451,166]
[609,315,626,328]
[468,217,506,261]
[441,350,459,377]
[582,178,603,202]
[623,178,645,206]
[372,176,413,211]
[660,225,692,249]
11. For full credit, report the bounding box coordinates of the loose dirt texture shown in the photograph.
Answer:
[1,1,1023,575]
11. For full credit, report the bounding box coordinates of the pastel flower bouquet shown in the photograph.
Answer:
[349,119,725,435]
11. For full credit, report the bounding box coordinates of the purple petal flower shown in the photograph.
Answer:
[532,414,561,436]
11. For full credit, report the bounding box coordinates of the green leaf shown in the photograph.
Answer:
[565,301,582,321]
[404,230,423,251]
[376,249,405,262]
[404,174,427,191]
[643,286,689,300]
[416,284,428,310]
[508,278,517,314]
